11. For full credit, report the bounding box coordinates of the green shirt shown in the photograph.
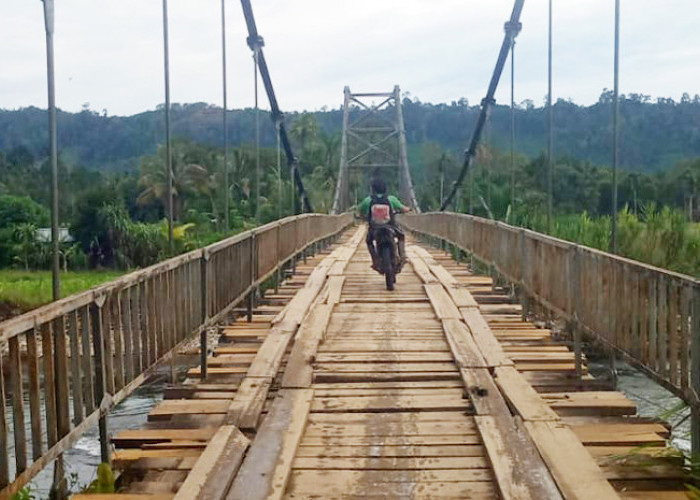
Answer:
[357,195,405,216]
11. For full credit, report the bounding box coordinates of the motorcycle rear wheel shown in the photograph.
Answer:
[381,245,395,291]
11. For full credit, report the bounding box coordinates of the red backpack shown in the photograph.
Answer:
[368,194,394,226]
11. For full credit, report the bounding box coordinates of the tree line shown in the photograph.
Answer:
[2,91,700,173]
[0,113,337,271]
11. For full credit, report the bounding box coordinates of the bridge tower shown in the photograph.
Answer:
[331,86,420,214]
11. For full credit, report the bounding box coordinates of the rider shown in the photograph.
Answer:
[357,178,409,272]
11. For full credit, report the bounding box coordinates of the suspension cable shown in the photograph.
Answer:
[239,0,312,213]
[510,40,516,214]
[254,47,261,222]
[441,0,524,211]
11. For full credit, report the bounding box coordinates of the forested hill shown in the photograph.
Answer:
[2,91,700,172]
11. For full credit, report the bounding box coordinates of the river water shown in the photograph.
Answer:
[589,358,691,453]
[17,377,165,498]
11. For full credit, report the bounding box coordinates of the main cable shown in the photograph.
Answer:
[441,0,524,211]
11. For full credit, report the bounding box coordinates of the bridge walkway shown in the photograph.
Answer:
[74,226,688,500]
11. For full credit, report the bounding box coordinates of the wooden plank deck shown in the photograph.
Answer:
[75,227,689,500]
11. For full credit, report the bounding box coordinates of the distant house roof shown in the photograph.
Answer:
[36,227,73,243]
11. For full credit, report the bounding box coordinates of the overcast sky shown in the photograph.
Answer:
[2,1,699,116]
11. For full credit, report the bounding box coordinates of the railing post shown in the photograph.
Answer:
[247,233,257,322]
[90,297,110,465]
[519,228,529,320]
[691,283,700,457]
[570,245,583,377]
[200,250,209,380]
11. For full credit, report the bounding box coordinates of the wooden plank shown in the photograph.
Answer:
[285,470,495,498]
[310,394,470,413]
[424,283,461,319]
[408,250,437,283]
[475,415,560,500]
[41,323,58,447]
[72,495,175,500]
[148,400,229,420]
[292,456,488,470]
[524,420,621,500]
[9,337,27,473]
[461,307,513,367]
[225,377,273,431]
[281,304,333,388]
[121,290,135,383]
[113,448,202,465]
[303,420,478,437]
[315,352,456,363]
[325,276,345,305]
[111,296,125,390]
[314,362,458,373]
[26,328,43,460]
[294,444,485,457]
[244,328,295,378]
[458,367,562,499]
[0,352,8,488]
[227,389,314,500]
[172,426,249,500]
[441,318,488,368]
[130,285,143,376]
[494,366,560,421]
[68,310,84,425]
[112,429,218,448]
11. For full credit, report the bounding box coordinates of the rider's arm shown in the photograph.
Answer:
[388,195,410,214]
[356,197,371,218]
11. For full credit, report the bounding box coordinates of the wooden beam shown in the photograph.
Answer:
[172,426,249,500]
[227,389,313,500]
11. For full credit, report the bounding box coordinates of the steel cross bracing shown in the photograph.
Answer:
[332,86,420,214]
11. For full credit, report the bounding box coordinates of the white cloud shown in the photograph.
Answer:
[1,0,699,115]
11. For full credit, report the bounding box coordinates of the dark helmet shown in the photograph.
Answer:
[371,178,387,195]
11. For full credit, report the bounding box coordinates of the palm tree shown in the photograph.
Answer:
[138,141,209,221]
[12,222,39,270]
[290,113,319,159]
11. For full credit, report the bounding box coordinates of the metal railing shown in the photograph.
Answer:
[402,212,700,454]
[0,213,352,499]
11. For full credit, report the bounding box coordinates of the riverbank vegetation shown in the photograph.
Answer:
[3,102,700,314]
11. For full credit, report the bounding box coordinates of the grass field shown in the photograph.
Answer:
[0,270,122,311]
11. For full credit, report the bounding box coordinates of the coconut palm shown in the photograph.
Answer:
[137,141,209,221]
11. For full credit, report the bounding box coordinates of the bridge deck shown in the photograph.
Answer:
[75,226,687,500]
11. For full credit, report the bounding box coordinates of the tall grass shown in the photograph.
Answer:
[0,270,122,310]
[517,204,700,277]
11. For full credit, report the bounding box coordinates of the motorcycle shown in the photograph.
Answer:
[372,225,401,291]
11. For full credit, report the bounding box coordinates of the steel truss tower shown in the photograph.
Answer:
[332,86,420,214]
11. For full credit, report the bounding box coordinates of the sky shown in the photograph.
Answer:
[1,0,700,116]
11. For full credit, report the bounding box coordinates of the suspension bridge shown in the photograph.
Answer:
[0,0,698,499]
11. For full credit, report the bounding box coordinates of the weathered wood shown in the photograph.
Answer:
[282,304,333,388]
[172,426,249,500]
[475,416,560,500]
[441,318,488,368]
[494,366,560,421]
[0,352,9,488]
[111,295,125,390]
[461,307,513,367]
[41,323,58,447]
[26,329,43,460]
[227,389,314,500]
[9,337,27,473]
[524,421,621,500]
[225,378,272,431]
[121,289,134,383]
[68,310,84,425]
[424,283,461,319]
[130,285,143,376]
